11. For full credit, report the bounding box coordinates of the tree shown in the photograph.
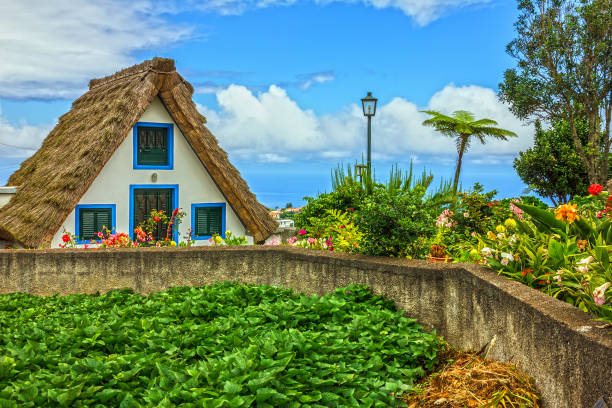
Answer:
[421,110,517,196]
[514,119,589,205]
[499,0,612,184]
[285,202,293,209]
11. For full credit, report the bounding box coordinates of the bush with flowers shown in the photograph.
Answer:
[455,184,612,322]
[286,209,362,253]
[207,230,249,246]
[58,208,192,248]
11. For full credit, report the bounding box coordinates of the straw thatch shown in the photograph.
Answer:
[0,58,277,247]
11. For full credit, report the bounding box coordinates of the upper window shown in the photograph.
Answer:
[75,204,116,243]
[133,122,173,169]
[192,203,226,239]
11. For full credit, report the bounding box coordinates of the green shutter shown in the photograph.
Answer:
[137,126,168,165]
[79,208,112,240]
[195,207,222,237]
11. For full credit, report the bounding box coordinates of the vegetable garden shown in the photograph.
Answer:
[0,283,442,407]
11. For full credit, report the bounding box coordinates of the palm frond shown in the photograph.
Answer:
[452,110,475,122]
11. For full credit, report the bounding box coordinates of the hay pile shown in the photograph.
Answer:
[402,346,540,408]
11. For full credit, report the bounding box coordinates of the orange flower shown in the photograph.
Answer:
[554,203,579,224]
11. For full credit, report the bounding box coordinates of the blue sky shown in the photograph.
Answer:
[0,0,532,208]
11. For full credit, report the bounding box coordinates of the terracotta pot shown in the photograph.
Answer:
[425,255,452,263]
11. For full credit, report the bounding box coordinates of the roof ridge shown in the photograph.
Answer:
[88,57,175,90]
[88,66,176,91]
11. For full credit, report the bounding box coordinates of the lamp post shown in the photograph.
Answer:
[355,163,366,183]
[361,91,377,171]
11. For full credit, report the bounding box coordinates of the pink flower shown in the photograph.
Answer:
[298,229,307,236]
[509,202,524,220]
[593,282,610,307]
[307,237,316,245]
[596,211,602,218]
[463,212,469,218]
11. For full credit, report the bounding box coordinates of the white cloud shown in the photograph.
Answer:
[297,71,336,90]
[352,0,491,25]
[0,107,54,158]
[200,83,533,164]
[0,0,191,100]
[198,0,491,25]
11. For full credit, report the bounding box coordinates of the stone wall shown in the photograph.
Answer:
[0,246,610,407]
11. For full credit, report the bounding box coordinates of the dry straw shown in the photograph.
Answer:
[402,345,540,408]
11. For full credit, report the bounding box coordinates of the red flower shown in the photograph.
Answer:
[62,234,71,243]
[172,208,180,217]
[521,269,533,276]
[588,184,603,196]
[154,217,161,222]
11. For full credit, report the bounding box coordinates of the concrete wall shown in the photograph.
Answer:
[0,246,610,408]
[51,97,251,247]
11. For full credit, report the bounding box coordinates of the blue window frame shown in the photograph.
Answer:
[129,185,179,242]
[191,203,226,240]
[74,204,116,244]
[133,122,174,170]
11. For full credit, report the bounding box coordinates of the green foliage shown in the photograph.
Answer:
[421,110,517,195]
[499,0,612,183]
[279,210,296,220]
[513,119,590,205]
[209,231,249,246]
[298,209,362,252]
[356,186,437,258]
[0,283,442,407]
[460,219,612,322]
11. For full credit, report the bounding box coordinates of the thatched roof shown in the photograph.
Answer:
[0,58,277,247]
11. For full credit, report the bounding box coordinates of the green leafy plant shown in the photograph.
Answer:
[208,231,249,246]
[356,186,437,258]
[0,283,442,407]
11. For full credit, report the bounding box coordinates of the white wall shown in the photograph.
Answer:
[51,97,251,247]
[0,187,17,209]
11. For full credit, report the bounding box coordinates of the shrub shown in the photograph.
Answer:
[356,186,437,258]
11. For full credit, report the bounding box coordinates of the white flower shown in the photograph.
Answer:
[508,234,518,244]
[500,252,513,266]
[481,247,493,258]
[593,282,611,307]
[575,256,594,273]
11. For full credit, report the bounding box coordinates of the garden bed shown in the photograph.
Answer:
[0,283,442,407]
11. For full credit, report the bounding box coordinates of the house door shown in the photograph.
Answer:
[133,188,173,241]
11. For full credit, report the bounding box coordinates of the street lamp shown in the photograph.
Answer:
[355,163,367,183]
[361,91,377,171]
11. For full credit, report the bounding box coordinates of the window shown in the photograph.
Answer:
[192,203,226,239]
[132,188,173,241]
[129,185,179,242]
[133,122,173,169]
[75,205,116,243]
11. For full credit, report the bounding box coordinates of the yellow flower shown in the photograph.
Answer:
[214,235,223,244]
[554,203,580,224]
[170,241,177,247]
[225,230,232,237]
[469,249,479,257]
[495,225,506,233]
[487,231,497,240]
[504,218,517,229]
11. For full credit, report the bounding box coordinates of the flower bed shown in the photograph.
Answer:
[0,283,442,407]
